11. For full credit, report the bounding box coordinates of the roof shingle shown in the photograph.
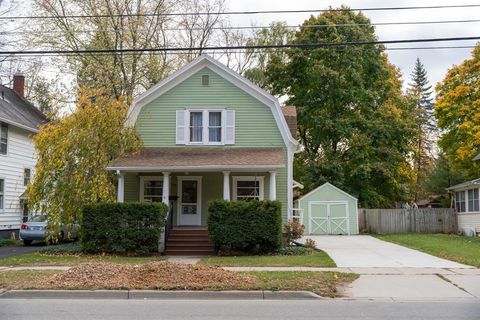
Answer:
[109,147,285,170]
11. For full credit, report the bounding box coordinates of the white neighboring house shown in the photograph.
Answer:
[448,179,480,237]
[0,75,46,238]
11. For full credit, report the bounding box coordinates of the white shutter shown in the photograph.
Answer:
[176,110,187,144]
[225,110,235,145]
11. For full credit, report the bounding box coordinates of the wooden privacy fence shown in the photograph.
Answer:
[358,208,457,234]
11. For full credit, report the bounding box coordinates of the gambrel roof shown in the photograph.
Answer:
[126,55,299,151]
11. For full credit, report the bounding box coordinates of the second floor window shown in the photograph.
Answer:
[24,168,31,186]
[0,123,7,155]
[188,110,223,144]
[189,112,203,142]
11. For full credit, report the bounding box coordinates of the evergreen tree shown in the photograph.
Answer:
[407,58,437,201]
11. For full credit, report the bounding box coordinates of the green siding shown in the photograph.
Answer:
[298,184,359,235]
[136,67,284,148]
[124,65,290,223]
[124,169,288,225]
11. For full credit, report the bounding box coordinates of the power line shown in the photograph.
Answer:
[2,19,480,35]
[1,4,480,20]
[0,36,478,56]
[0,45,475,58]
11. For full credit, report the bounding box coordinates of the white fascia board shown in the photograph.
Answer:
[0,117,38,133]
[125,55,299,151]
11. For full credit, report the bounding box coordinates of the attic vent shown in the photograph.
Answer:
[202,75,209,86]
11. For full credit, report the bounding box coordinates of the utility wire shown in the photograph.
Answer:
[1,4,480,20]
[2,19,480,35]
[0,45,475,58]
[0,36,478,56]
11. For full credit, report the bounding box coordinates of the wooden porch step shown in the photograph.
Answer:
[165,227,214,256]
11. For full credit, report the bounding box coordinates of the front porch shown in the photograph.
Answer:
[116,170,281,228]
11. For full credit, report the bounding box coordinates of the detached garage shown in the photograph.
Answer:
[296,183,359,235]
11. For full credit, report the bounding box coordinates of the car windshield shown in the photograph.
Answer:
[29,215,47,222]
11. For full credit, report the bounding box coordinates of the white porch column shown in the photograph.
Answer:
[223,171,231,201]
[162,172,170,205]
[269,171,277,201]
[117,171,124,203]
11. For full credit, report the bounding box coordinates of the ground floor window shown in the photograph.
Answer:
[0,179,3,210]
[468,188,479,212]
[140,177,163,202]
[232,176,264,201]
[455,191,466,212]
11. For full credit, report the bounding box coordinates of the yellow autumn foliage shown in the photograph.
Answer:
[27,88,142,230]
[435,44,480,177]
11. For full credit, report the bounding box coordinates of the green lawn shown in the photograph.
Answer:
[248,271,358,297]
[375,233,480,268]
[200,251,336,267]
[0,252,166,267]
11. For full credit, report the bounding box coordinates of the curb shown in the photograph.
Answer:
[0,290,323,300]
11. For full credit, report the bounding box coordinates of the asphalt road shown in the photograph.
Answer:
[0,299,479,320]
[0,244,42,259]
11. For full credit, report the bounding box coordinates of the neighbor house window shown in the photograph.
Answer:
[455,191,466,213]
[0,179,4,210]
[233,176,264,201]
[189,110,223,144]
[24,168,31,186]
[141,177,163,203]
[0,123,7,155]
[468,188,479,212]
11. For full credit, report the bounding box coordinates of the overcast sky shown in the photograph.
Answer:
[227,0,480,92]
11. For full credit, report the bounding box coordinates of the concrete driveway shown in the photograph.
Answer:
[0,244,42,259]
[302,235,473,268]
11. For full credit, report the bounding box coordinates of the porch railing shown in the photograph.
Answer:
[291,208,304,225]
[164,203,174,250]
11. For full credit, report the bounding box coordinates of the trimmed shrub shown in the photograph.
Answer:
[81,202,167,255]
[207,200,282,253]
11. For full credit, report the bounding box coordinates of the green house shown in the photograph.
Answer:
[295,183,359,235]
[108,55,299,254]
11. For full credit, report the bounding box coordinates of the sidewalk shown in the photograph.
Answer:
[1,265,479,301]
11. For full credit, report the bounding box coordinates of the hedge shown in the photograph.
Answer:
[81,202,168,255]
[207,200,282,253]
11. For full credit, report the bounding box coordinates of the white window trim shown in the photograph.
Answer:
[0,177,5,212]
[232,176,265,201]
[139,176,164,202]
[186,109,225,145]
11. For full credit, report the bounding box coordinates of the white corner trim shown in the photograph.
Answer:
[125,55,298,150]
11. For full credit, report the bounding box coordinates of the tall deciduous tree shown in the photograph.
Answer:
[407,58,437,201]
[27,88,141,228]
[435,45,480,178]
[265,7,415,207]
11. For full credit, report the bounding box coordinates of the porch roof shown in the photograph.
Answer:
[107,147,285,172]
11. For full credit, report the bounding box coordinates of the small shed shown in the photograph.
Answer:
[296,182,359,235]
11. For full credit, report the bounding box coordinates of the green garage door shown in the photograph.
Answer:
[309,201,350,235]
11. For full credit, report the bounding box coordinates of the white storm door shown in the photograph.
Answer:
[177,177,202,226]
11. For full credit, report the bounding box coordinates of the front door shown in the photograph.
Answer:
[177,177,202,226]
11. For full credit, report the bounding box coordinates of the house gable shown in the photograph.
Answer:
[127,55,298,150]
